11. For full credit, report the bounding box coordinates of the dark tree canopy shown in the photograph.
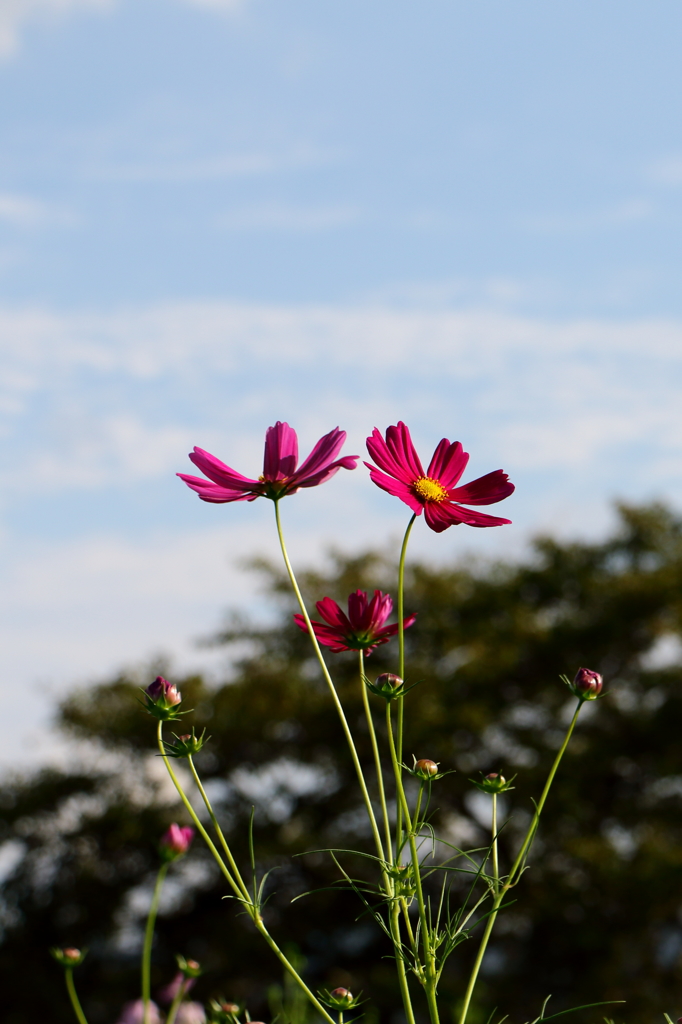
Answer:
[2,503,682,1024]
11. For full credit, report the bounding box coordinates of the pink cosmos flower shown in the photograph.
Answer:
[145,675,182,708]
[365,422,514,532]
[175,1003,206,1024]
[178,422,358,503]
[159,824,194,860]
[294,589,416,655]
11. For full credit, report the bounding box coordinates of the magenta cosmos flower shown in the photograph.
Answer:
[159,824,194,860]
[294,589,416,655]
[178,421,358,503]
[365,422,514,533]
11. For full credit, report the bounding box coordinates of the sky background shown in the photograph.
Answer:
[2,0,682,767]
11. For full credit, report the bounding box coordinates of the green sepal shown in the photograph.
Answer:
[163,728,210,758]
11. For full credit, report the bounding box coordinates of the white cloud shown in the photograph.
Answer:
[0,0,111,58]
[0,191,75,227]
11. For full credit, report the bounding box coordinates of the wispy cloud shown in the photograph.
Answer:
[522,199,653,234]
[0,0,112,58]
[0,191,75,227]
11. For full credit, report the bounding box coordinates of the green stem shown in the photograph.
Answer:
[359,650,393,862]
[273,501,385,865]
[162,725,335,1024]
[142,863,168,1024]
[395,513,417,854]
[386,703,440,1024]
[457,700,585,1024]
[166,977,189,1024]
[156,723,241,896]
[391,903,418,1024]
[64,968,89,1024]
[491,793,499,895]
[187,755,251,902]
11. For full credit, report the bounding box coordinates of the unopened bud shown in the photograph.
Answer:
[329,988,354,1009]
[146,676,182,708]
[50,946,87,967]
[164,728,209,759]
[370,673,405,699]
[220,1005,240,1015]
[571,667,603,700]
[176,954,202,978]
[159,824,194,861]
[471,771,514,794]
[414,759,439,779]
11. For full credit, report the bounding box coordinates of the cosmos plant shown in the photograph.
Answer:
[53,420,622,1024]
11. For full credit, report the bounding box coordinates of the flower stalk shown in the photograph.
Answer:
[457,699,585,1024]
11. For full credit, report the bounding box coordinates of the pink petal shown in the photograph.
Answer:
[364,590,393,632]
[448,470,515,506]
[423,501,464,532]
[177,474,254,503]
[365,427,418,486]
[364,465,425,515]
[347,590,370,630]
[263,421,299,480]
[293,615,354,652]
[294,455,359,490]
[426,439,469,489]
[385,422,425,480]
[373,611,417,641]
[315,597,353,632]
[189,447,259,490]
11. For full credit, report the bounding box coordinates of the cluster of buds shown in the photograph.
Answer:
[142,676,186,721]
[319,987,363,1013]
[50,947,87,967]
[164,728,209,759]
[387,862,416,899]
[365,673,414,700]
[159,824,195,862]
[471,772,515,795]
[563,667,604,701]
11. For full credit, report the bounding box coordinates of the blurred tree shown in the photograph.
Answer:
[2,503,682,1024]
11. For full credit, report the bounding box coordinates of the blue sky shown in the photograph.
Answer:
[2,0,682,766]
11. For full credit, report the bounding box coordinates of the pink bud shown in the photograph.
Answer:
[572,667,603,700]
[414,758,439,778]
[145,676,182,708]
[159,823,194,860]
[62,947,82,962]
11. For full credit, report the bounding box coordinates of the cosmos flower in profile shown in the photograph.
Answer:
[294,589,416,655]
[365,421,514,532]
[178,421,358,503]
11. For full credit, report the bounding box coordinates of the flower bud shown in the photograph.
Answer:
[368,672,405,699]
[164,728,209,759]
[177,954,202,978]
[146,676,182,708]
[219,1004,240,1016]
[471,771,515,794]
[329,988,354,1010]
[414,758,439,779]
[51,946,87,967]
[159,824,194,861]
[571,667,603,700]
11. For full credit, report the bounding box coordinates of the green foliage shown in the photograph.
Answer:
[3,503,682,1023]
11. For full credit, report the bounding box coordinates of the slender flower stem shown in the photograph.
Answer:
[386,703,440,1024]
[142,863,168,1024]
[165,977,189,1024]
[273,501,385,865]
[186,756,251,902]
[395,513,417,853]
[64,968,89,1024]
[358,650,393,862]
[156,723,241,895]
[457,699,585,1024]
[491,793,499,895]
[391,903,418,1024]
[159,724,336,1024]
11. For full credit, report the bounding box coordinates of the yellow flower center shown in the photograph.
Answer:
[413,476,448,502]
